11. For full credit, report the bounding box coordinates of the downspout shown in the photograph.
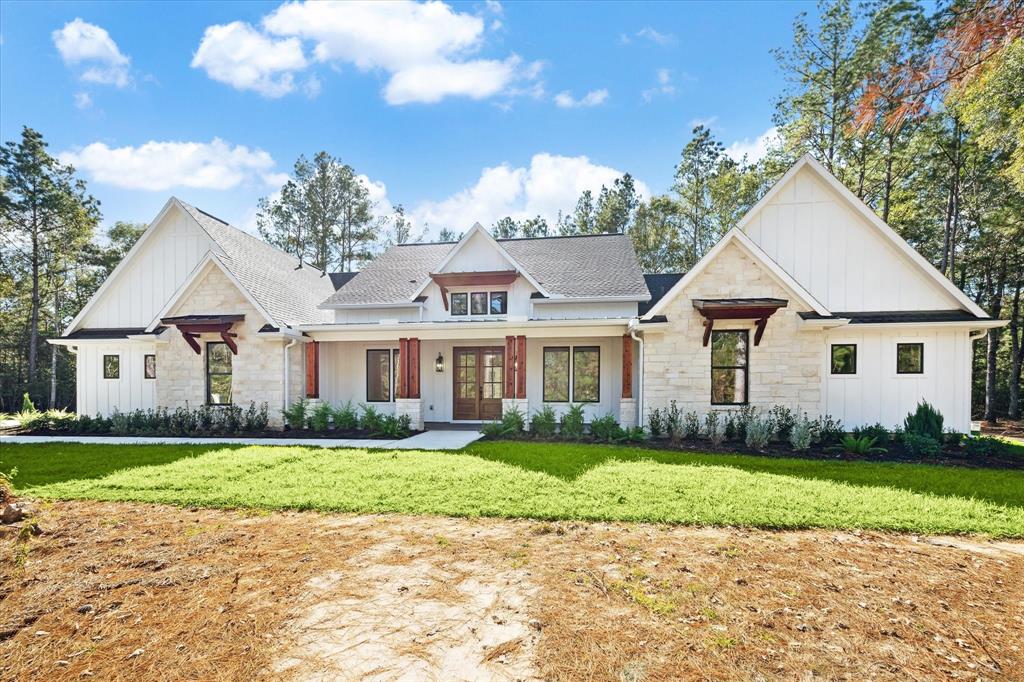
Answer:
[283,338,298,411]
[969,329,988,342]
[629,322,644,430]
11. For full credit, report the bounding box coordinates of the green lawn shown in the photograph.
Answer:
[3,440,1024,538]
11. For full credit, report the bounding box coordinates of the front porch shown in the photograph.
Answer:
[304,330,639,430]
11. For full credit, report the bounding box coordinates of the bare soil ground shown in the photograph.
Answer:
[2,501,1022,681]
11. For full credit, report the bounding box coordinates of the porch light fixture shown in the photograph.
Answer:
[435,352,445,373]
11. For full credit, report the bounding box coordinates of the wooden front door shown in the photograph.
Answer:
[453,347,504,420]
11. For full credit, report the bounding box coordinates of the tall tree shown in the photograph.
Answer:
[594,174,640,234]
[628,195,684,273]
[0,127,99,406]
[674,125,725,266]
[562,189,596,235]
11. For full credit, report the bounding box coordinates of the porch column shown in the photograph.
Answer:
[501,334,529,428]
[305,341,320,399]
[619,334,637,428]
[515,335,527,399]
[504,335,516,398]
[395,337,423,430]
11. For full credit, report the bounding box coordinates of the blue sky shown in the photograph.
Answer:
[0,0,807,238]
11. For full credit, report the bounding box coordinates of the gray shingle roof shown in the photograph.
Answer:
[177,200,336,326]
[321,232,650,307]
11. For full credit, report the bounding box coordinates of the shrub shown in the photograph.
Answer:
[789,415,813,451]
[962,436,1008,458]
[0,462,15,502]
[332,401,359,431]
[734,405,757,441]
[902,432,942,458]
[724,413,737,441]
[243,402,269,432]
[560,404,586,440]
[620,426,646,443]
[590,414,624,442]
[282,399,309,430]
[647,407,665,438]
[704,411,725,447]
[943,430,965,447]
[852,422,890,447]
[744,415,772,451]
[666,401,683,442]
[903,401,944,441]
[480,420,505,437]
[21,392,36,413]
[379,414,412,438]
[308,401,333,432]
[682,411,701,440]
[219,404,243,434]
[481,408,525,438]
[768,405,796,442]
[170,406,196,435]
[810,414,844,445]
[530,406,558,437]
[831,435,886,455]
[359,405,384,434]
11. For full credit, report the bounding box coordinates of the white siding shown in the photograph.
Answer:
[742,165,961,312]
[822,327,973,433]
[76,342,157,416]
[79,205,214,329]
[441,229,516,273]
[532,301,637,320]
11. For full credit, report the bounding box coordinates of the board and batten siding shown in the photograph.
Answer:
[75,342,156,417]
[79,205,214,329]
[822,327,973,433]
[741,165,961,312]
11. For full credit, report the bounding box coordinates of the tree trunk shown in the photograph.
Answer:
[984,256,1008,424]
[881,133,894,224]
[1008,280,1022,420]
[49,281,59,408]
[28,213,40,395]
[939,118,961,277]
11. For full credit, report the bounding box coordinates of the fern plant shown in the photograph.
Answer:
[829,435,886,455]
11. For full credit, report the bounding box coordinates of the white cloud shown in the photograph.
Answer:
[642,68,676,103]
[411,153,649,234]
[192,1,540,104]
[73,92,93,109]
[554,88,609,109]
[725,126,780,164]
[635,27,676,46]
[52,18,131,87]
[59,138,277,191]
[191,21,308,98]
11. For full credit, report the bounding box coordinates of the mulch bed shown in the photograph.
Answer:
[3,427,422,441]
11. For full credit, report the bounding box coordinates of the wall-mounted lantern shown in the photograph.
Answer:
[435,352,445,373]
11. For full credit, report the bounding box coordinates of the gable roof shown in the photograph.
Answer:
[321,229,650,307]
[642,228,831,319]
[738,154,988,318]
[175,200,335,326]
[639,273,684,315]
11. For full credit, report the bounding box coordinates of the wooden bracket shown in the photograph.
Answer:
[182,331,202,355]
[702,318,714,347]
[753,317,769,346]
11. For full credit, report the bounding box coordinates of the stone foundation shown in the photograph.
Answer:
[619,398,637,428]
[395,398,424,431]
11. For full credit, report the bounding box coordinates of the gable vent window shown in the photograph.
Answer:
[451,291,509,316]
[896,343,924,374]
[471,292,488,315]
[489,291,507,314]
[451,293,468,316]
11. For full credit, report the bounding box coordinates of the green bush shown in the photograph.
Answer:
[903,432,942,458]
[647,407,665,438]
[243,402,269,432]
[560,404,586,440]
[21,392,36,413]
[620,426,647,443]
[379,414,412,438]
[481,408,525,438]
[852,422,890,447]
[789,415,813,451]
[768,405,796,441]
[704,411,724,446]
[734,405,757,441]
[724,413,737,441]
[308,401,333,432]
[332,401,360,431]
[962,436,1008,458]
[530,405,558,437]
[904,401,944,441]
[810,414,844,445]
[282,399,309,430]
[589,414,623,442]
[359,405,384,434]
[682,411,701,439]
[744,415,772,451]
[666,401,683,442]
[831,435,886,455]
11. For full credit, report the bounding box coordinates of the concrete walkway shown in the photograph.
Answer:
[0,430,483,451]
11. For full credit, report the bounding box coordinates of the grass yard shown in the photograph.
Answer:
[3,440,1024,537]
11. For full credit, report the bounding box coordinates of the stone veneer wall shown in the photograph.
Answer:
[155,264,304,427]
[642,241,823,423]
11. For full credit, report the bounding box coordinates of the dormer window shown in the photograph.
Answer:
[450,291,508,316]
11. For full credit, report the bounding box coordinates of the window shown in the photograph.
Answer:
[471,292,488,315]
[896,342,923,374]
[489,291,507,314]
[206,342,232,405]
[103,354,120,379]
[144,354,156,379]
[451,292,468,315]
[573,347,600,403]
[367,349,391,402]
[711,330,748,405]
[830,344,856,375]
[543,347,570,402]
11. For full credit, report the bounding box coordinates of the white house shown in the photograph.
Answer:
[50,155,1005,432]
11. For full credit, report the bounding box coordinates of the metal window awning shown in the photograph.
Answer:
[429,270,519,310]
[692,298,788,346]
[160,314,244,355]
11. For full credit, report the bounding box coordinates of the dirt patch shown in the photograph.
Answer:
[2,502,1022,681]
